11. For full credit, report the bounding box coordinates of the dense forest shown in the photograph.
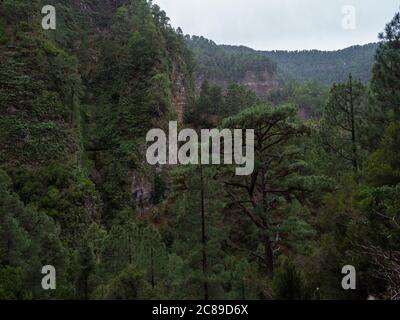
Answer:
[186,36,378,86]
[264,43,379,84]
[0,0,400,300]
[185,36,277,86]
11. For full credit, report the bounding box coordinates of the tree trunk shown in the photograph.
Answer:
[200,165,209,300]
[84,277,88,300]
[264,233,274,274]
[261,166,273,274]
[150,247,155,289]
[128,233,132,265]
[349,75,358,173]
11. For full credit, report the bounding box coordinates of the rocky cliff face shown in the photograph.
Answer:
[186,36,279,98]
[196,68,278,98]
[241,70,279,97]
[172,66,188,123]
[131,171,153,212]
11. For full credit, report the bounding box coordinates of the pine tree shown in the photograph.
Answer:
[321,74,367,173]
[371,11,400,120]
[137,224,168,290]
[0,170,69,298]
[272,257,305,300]
[102,210,139,274]
[189,81,224,128]
[170,165,226,299]
[223,83,258,117]
[221,103,308,274]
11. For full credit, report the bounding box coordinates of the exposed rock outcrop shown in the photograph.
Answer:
[131,172,153,212]
[172,68,187,123]
[196,69,278,98]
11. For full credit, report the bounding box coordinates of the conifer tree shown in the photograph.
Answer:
[137,224,168,289]
[321,74,367,173]
[371,11,400,120]
[170,166,226,299]
[221,104,309,274]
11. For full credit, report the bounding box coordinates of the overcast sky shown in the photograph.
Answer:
[152,0,399,51]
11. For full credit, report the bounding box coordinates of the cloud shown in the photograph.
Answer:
[152,0,400,50]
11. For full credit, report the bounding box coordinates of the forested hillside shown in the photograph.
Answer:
[187,36,378,87]
[185,36,279,97]
[1,0,399,300]
[264,43,379,84]
[0,0,195,299]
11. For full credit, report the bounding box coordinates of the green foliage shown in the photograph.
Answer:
[169,166,227,299]
[0,266,28,300]
[0,15,83,166]
[272,257,306,300]
[186,80,259,127]
[100,266,152,300]
[151,172,168,205]
[0,17,6,44]
[267,80,329,118]
[371,12,400,120]
[222,103,315,274]
[188,36,377,85]
[223,102,299,129]
[186,36,277,83]
[0,169,69,299]
[366,122,400,186]
[265,44,378,84]
[137,225,168,289]
[223,83,258,117]
[320,75,368,173]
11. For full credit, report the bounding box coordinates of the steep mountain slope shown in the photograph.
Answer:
[0,0,194,298]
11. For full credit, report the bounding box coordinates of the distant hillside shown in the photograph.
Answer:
[185,36,279,96]
[187,35,378,88]
[263,43,379,84]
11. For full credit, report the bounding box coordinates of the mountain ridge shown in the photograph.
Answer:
[187,35,378,89]
[262,42,379,84]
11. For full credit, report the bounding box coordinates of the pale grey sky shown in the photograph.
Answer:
[153,0,400,51]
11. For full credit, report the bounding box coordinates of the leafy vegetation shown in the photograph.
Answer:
[264,43,379,84]
[187,35,378,85]
[185,36,277,84]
